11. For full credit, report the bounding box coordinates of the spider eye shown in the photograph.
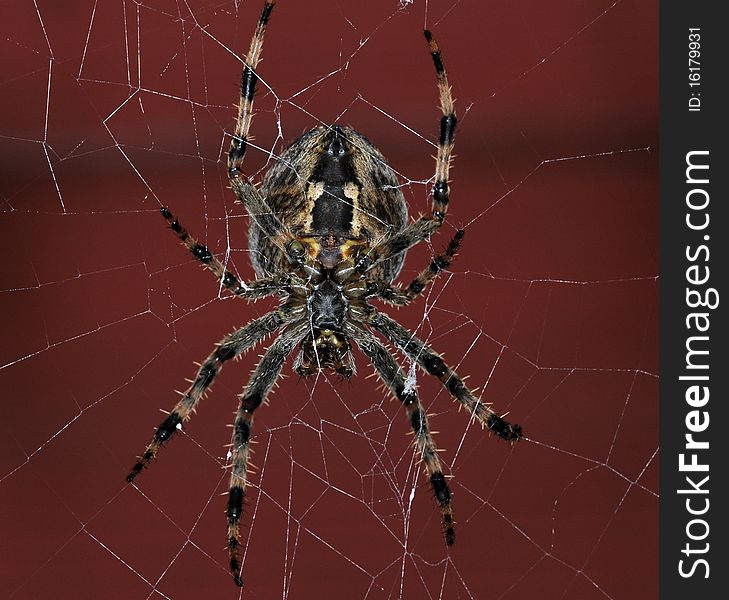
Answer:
[287,239,306,260]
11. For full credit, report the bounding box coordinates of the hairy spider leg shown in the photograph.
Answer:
[425,30,457,221]
[228,1,273,172]
[160,207,288,299]
[362,30,458,270]
[347,324,456,545]
[226,1,295,254]
[370,312,523,442]
[375,229,464,306]
[227,322,308,587]
[126,309,290,483]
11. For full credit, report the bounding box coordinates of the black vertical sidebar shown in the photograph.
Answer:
[660,2,727,599]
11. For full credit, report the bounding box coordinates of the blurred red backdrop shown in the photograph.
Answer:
[1,0,657,598]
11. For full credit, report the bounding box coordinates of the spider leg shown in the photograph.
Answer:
[160,206,288,299]
[369,312,522,441]
[359,30,456,271]
[346,323,455,545]
[374,230,464,307]
[126,308,294,483]
[424,30,456,222]
[227,321,308,587]
[226,1,294,254]
[228,1,273,176]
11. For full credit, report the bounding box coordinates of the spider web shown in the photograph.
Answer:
[0,0,658,598]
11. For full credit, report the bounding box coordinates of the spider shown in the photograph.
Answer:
[127,0,522,587]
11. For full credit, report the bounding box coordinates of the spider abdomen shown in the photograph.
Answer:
[249,125,408,282]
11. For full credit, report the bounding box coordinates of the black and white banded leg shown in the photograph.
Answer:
[160,206,289,299]
[226,1,295,254]
[374,230,464,307]
[369,312,522,441]
[227,1,273,178]
[227,322,308,587]
[361,29,457,271]
[346,323,456,545]
[126,309,292,483]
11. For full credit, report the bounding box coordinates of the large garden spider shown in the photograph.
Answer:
[127,0,522,587]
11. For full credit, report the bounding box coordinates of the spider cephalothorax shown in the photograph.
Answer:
[127,0,522,588]
[296,276,354,378]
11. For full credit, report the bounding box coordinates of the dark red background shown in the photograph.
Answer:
[1,0,658,598]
